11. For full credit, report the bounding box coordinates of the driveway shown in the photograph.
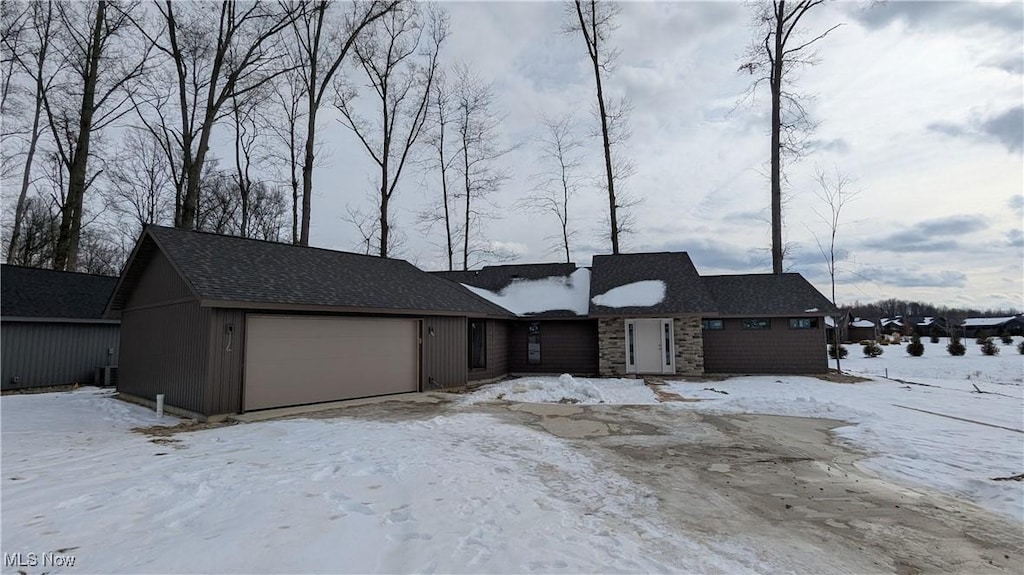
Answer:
[303,396,1023,574]
[2,388,1021,573]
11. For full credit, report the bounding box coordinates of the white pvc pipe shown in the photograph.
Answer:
[156,394,165,417]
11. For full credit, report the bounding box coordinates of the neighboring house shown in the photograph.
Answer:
[1,265,119,390]
[847,318,878,342]
[961,316,1024,338]
[108,226,836,420]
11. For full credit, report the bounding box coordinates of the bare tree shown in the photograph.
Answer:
[134,0,301,230]
[739,0,841,274]
[42,0,150,270]
[335,4,446,258]
[517,113,584,263]
[4,0,55,265]
[261,63,306,243]
[810,165,858,371]
[102,128,173,237]
[451,65,515,270]
[290,0,399,245]
[417,71,459,270]
[566,0,631,254]
[229,92,259,238]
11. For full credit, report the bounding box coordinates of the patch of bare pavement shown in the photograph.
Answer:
[327,397,1022,573]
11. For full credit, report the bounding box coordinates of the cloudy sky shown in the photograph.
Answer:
[303,0,1023,310]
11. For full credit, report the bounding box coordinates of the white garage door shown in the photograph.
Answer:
[244,315,419,411]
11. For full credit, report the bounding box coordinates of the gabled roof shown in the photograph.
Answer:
[588,252,718,316]
[701,274,837,316]
[108,226,512,317]
[962,315,1023,327]
[2,264,117,320]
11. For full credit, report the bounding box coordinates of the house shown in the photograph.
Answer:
[847,318,878,342]
[108,226,836,420]
[961,316,1024,338]
[1,265,120,390]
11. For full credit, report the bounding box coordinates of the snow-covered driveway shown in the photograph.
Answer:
[3,349,1023,575]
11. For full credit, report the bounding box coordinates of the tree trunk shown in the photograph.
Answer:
[8,62,45,264]
[53,0,105,271]
[461,133,471,271]
[770,1,785,274]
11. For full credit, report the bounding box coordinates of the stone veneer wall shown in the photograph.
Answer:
[597,316,704,377]
[673,316,704,376]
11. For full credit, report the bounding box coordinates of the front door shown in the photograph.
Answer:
[625,318,675,375]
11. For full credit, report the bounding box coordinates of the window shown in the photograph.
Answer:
[527,322,541,365]
[742,319,770,330]
[627,322,635,367]
[789,318,819,329]
[664,322,672,366]
[702,319,724,330]
[469,319,486,369]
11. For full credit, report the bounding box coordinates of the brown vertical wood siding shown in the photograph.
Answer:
[1,322,120,389]
[205,309,247,415]
[421,316,467,390]
[508,320,599,375]
[469,320,508,382]
[125,250,194,308]
[702,317,828,374]
[118,301,211,415]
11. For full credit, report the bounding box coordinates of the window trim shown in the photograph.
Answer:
[741,318,771,330]
[702,319,724,330]
[788,318,818,330]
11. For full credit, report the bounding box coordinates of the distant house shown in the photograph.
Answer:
[961,316,1024,338]
[1,265,119,390]
[108,226,836,420]
[847,318,878,342]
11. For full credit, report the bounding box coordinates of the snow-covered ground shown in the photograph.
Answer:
[460,339,1024,521]
[2,341,1021,573]
[3,388,769,574]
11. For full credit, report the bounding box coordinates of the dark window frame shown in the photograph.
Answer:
[702,319,724,330]
[788,318,819,329]
[742,318,771,330]
[469,319,487,369]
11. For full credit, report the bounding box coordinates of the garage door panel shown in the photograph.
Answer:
[244,316,418,411]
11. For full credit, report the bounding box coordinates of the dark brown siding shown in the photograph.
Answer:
[469,319,508,381]
[421,316,467,389]
[847,326,876,342]
[125,250,194,309]
[1,321,120,389]
[205,309,247,415]
[118,301,211,415]
[702,317,827,374]
[508,320,598,375]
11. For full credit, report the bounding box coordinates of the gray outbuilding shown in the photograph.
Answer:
[1,265,120,390]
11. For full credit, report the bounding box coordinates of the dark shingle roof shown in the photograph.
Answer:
[588,252,718,315]
[701,274,837,316]
[432,263,577,292]
[2,264,117,319]
[431,263,583,319]
[111,226,512,317]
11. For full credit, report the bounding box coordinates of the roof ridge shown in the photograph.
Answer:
[145,224,413,265]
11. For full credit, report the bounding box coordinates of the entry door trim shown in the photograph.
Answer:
[624,318,675,375]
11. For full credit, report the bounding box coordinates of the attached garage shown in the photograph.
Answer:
[243,315,419,411]
[107,226,513,420]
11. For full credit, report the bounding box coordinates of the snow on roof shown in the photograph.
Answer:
[591,280,666,308]
[962,316,1018,327]
[461,268,590,316]
[825,316,835,327]
[851,319,875,328]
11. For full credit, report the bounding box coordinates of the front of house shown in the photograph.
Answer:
[107,226,836,420]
